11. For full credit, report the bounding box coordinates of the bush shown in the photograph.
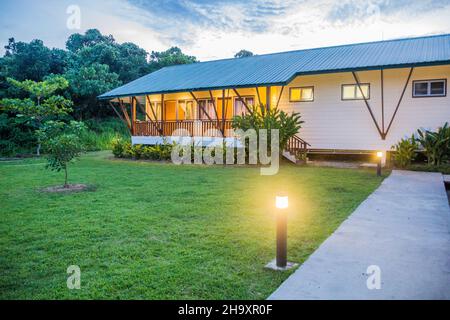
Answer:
[112,138,173,161]
[391,135,418,168]
[232,105,303,150]
[417,123,450,166]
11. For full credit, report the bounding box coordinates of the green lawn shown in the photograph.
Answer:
[0,152,387,299]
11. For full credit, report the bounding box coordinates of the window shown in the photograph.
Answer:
[290,87,314,102]
[148,101,162,121]
[178,100,195,120]
[198,99,216,120]
[413,79,446,97]
[342,84,370,100]
[234,96,254,116]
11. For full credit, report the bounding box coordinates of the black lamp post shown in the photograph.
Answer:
[275,195,288,268]
[376,152,383,177]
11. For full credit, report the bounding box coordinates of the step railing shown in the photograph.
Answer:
[285,135,311,160]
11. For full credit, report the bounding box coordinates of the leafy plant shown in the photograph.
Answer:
[417,123,450,166]
[231,105,304,150]
[0,76,73,155]
[391,135,418,168]
[37,121,86,187]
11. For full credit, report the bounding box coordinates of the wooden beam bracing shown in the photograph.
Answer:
[380,69,385,136]
[109,101,132,135]
[352,72,384,139]
[276,86,285,109]
[384,67,414,138]
[119,99,132,129]
[232,88,253,115]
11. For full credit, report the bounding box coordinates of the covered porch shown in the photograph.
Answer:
[107,86,285,138]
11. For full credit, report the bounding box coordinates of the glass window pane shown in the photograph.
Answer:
[290,88,301,101]
[185,101,194,120]
[414,82,429,96]
[301,88,314,101]
[342,85,355,99]
[430,81,445,95]
[356,85,369,99]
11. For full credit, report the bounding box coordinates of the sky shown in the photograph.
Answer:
[1,0,450,61]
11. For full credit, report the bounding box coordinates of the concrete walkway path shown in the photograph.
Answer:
[269,171,450,300]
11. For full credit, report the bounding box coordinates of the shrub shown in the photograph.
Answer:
[111,138,173,161]
[232,105,303,150]
[391,135,418,168]
[417,123,450,166]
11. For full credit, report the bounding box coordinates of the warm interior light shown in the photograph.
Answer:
[377,151,383,158]
[276,196,289,209]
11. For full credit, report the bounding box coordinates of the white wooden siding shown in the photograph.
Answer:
[278,65,450,151]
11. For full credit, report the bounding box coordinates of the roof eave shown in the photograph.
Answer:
[98,60,450,101]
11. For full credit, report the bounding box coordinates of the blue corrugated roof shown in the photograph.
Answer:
[99,34,450,100]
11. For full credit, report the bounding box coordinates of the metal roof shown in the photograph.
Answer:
[99,34,450,100]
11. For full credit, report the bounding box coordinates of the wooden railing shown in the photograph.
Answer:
[134,120,234,137]
[286,135,311,158]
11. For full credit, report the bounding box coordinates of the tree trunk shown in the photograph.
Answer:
[64,167,69,188]
[36,142,41,157]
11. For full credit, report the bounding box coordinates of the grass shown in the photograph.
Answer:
[0,152,387,299]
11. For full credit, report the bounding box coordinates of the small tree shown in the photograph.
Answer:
[0,76,72,155]
[38,121,86,188]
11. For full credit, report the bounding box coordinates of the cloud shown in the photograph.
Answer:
[1,0,450,61]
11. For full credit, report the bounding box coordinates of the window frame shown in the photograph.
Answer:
[233,95,255,116]
[198,99,216,120]
[412,79,447,98]
[341,83,371,101]
[289,86,315,103]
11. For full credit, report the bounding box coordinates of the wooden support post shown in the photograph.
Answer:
[276,86,285,109]
[384,67,414,138]
[221,89,226,135]
[161,94,165,135]
[131,97,136,135]
[266,86,271,111]
[209,90,221,133]
[352,72,384,139]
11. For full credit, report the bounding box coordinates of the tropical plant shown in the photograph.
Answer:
[417,123,450,166]
[37,121,86,188]
[0,76,72,155]
[391,135,418,168]
[231,105,304,150]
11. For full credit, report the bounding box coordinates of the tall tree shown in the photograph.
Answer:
[65,63,121,118]
[149,47,198,71]
[234,50,254,58]
[0,76,73,155]
[66,29,115,52]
